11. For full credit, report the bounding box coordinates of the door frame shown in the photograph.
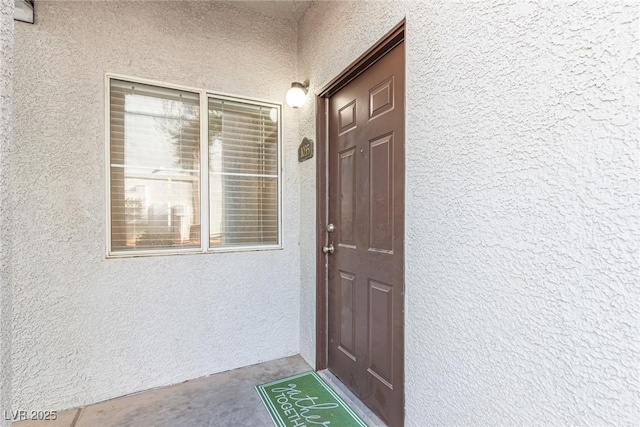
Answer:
[315,20,405,371]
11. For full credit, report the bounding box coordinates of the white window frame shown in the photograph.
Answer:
[105,73,283,258]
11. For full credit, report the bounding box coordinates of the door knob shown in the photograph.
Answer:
[322,243,335,254]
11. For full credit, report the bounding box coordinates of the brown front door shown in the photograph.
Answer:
[326,41,405,426]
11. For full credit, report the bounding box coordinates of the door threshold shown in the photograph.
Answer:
[317,370,387,427]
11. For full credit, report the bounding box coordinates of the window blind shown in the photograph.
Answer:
[208,98,279,247]
[110,79,201,251]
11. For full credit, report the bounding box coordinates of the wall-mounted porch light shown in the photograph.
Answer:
[14,0,34,24]
[285,81,309,108]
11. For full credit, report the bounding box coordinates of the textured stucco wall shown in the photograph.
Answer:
[12,1,300,411]
[298,1,640,425]
[0,0,13,425]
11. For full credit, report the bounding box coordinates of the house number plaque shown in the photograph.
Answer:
[298,137,314,162]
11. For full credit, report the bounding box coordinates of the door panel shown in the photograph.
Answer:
[369,134,394,253]
[327,41,405,427]
[339,148,357,246]
[368,279,393,388]
[369,76,395,119]
[339,100,358,134]
[339,271,357,360]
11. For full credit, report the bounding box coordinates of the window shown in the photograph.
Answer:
[107,76,281,256]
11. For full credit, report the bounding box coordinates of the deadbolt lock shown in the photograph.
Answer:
[326,223,335,233]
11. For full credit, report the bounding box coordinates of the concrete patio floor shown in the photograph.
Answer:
[13,355,384,427]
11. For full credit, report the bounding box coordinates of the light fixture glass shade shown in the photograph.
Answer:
[286,82,308,108]
[14,0,34,24]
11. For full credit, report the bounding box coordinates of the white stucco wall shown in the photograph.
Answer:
[0,0,13,425]
[12,1,300,411]
[298,1,639,425]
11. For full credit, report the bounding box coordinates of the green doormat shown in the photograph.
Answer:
[256,371,369,427]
